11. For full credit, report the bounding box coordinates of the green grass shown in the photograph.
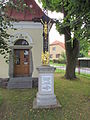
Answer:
[0,73,90,120]
[51,62,90,77]
[55,68,90,78]
[0,95,3,106]
[50,61,66,67]
[78,72,90,78]
[55,69,65,73]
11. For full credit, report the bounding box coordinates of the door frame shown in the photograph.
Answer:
[14,49,30,77]
[9,32,33,78]
[9,46,33,78]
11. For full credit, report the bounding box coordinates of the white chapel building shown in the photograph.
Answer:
[0,0,52,88]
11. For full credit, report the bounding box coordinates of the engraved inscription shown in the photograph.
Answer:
[41,76,52,92]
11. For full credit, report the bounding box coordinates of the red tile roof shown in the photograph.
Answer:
[5,0,45,21]
[50,40,65,49]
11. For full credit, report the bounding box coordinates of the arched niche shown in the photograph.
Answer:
[14,39,29,45]
[9,32,33,47]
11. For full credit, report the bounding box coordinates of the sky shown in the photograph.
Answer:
[35,0,65,44]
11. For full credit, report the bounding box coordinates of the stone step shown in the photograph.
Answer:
[7,77,32,89]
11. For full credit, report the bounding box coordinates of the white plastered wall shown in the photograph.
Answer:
[50,44,65,60]
[0,55,9,78]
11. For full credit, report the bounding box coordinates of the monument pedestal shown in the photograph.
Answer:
[33,66,61,108]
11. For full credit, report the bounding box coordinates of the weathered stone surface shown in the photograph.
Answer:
[33,98,61,109]
[36,93,57,106]
[37,65,56,73]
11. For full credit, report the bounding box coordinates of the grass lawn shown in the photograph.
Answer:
[50,61,66,67]
[0,95,3,106]
[55,68,90,78]
[0,73,90,120]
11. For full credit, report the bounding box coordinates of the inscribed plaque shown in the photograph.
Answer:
[41,76,52,92]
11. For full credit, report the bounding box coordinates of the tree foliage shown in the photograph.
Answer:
[40,0,90,42]
[40,0,90,79]
[0,0,10,60]
[0,0,28,61]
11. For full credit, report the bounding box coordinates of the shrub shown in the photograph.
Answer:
[51,52,66,64]
[59,52,67,64]
[49,59,53,63]
[53,59,59,63]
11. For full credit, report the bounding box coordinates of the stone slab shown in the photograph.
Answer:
[33,98,61,109]
[37,66,56,74]
[7,77,32,89]
[36,92,57,106]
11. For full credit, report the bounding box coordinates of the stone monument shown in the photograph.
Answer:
[33,65,61,108]
[33,17,61,108]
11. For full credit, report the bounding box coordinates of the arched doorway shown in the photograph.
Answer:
[14,39,30,76]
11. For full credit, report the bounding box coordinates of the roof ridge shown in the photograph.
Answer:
[50,40,65,49]
[5,0,45,21]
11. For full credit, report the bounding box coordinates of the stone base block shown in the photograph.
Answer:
[33,93,61,108]
[33,98,61,109]
[7,77,32,89]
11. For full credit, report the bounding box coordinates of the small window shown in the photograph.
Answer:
[15,50,20,65]
[56,54,60,58]
[24,50,29,65]
[52,47,56,51]
[14,39,29,45]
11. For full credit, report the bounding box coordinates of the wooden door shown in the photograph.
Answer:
[14,49,29,76]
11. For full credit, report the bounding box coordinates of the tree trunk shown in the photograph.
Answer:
[65,37,80,79]
[62,6,80,79]
[65,52,78,79]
